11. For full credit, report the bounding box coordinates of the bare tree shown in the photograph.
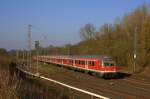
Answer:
[80,23,96,40]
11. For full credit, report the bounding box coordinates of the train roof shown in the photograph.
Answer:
[47,55,113,60]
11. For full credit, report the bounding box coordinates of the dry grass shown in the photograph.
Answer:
[0,53,70,99]
[0,68,21,99]
[0,54,20,99]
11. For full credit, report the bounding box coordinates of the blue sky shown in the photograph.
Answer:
[0,0,149,50]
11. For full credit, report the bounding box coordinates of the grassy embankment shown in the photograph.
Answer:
[0,53,72,99]
[25,61,99,99]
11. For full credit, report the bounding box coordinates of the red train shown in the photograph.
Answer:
[33,55,117,78]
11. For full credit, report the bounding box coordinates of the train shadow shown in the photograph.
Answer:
[107,72,132,80]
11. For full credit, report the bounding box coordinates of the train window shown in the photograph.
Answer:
[75,60,77,63]
[83,61,85,65]
[77,60,79,64]
[104,62,109,66]
[75,60,85,65]
[92,61,95,66]
[88,61,91,66]
[104,62,115,66]
[88,61,90,65]
[81,61,85,65]
[88,61,95,66]
[69,60,73,63]
[110,63,114,66]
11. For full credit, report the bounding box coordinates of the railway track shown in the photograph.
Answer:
[122,75,150,91]
[50,73,150,99]
[124,77,150,86]
[43,69,150,97]
[58,77,141,98]
[20,63,150,99]
[127,75,150,83]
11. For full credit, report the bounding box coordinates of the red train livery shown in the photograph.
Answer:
[33,55,117,77]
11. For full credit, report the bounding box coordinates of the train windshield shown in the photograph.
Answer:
[103,61,115,66]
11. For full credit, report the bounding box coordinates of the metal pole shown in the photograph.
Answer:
[16,50,19,63]
[36,48,39,76]
[35,40,40,76]
[22,49,24,67]
[133,26,137,73]
[28,24,32,68]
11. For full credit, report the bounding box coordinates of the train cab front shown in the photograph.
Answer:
[101,60,117,78]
